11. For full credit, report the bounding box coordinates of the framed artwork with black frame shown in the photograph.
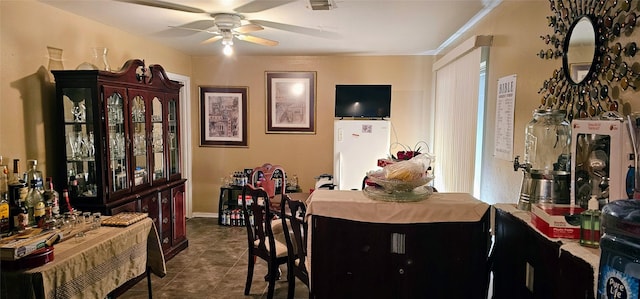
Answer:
[199,86,248,147]
[266,71,316,134]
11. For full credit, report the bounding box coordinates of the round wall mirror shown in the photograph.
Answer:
[539,0,640,120]
[563,16,596,85]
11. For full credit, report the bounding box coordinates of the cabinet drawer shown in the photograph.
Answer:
[110,200,138,215]
[140,193,160,229]
[160,189,172,250]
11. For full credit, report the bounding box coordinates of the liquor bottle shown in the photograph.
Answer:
[8,159,27,230]
[11,192,29,231]
[8,159,26,200]
[68,172,79,199]
[0,160,9,233]
[580,195,601,248]
[62,189,74,213]
[0,193,9,233]
[24,159,43,189]
[0,159,8,199]
[27,183,45,227]
[9,159,22,184]
[24,160,44,227]
[44,177,60,216]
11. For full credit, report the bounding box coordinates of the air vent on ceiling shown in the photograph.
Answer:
[309,0,336,10]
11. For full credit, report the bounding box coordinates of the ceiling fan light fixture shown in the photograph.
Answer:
[222,37,234,46]
[223,44,233,56]
[222,30,234,46]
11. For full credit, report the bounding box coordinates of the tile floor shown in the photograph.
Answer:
[119,217,309,299]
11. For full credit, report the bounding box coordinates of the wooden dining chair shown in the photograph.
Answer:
[241,184,289,299]
[281,194,310,299]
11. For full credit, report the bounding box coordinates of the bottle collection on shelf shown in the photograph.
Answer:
[225,170,298,192]
[0,157,92,237]
[219,208,254,227]
[221,194,255,227]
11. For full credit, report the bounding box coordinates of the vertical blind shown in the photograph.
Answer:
[433,47,482,193]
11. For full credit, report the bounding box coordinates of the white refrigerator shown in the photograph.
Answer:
[333,119,391,190]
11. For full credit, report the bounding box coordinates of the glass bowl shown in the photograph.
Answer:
[366,170,434,192]
[363,185,434,202]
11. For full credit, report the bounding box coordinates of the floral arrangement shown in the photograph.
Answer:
[390,141,431,161]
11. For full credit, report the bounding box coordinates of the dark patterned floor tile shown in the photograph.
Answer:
[119,217,298,299]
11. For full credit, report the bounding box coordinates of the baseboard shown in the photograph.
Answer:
[190,212,217,218]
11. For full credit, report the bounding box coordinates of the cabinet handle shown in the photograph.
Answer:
[163,217,169,224]
[142,205,148,212]
[163,237,169,244]
[162,197,168,204]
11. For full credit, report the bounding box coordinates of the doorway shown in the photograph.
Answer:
[167,72,193,217]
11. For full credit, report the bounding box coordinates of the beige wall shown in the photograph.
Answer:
[445,1,559,204]
[190,56,432,213]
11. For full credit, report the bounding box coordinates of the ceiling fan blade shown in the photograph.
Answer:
[234,0,296,13]
[168,25,219,35]
[159,20,214,37]
[249,20,340,39]
[115,0,205,13]
[180,20,216,31]
[236,35,279,46]
[201,36,223,45]
[233,24,264,34]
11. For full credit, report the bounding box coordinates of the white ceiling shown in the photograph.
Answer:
[41,0,502,56]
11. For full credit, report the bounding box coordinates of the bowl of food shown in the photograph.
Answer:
[366,169,433,192]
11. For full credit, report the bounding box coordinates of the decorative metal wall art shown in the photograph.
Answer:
[538,0,639,120]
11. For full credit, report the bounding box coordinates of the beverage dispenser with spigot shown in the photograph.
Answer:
[514,109,571,210]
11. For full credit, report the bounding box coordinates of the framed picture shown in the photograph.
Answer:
[266,71,316,134]
[570,63,591,82]
[199,86,248,147]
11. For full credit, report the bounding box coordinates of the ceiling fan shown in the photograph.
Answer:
[174,13,278,47]
[116,0,339,54]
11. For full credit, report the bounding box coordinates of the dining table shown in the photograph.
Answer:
[0,217,165,299]
[304,190,491,299]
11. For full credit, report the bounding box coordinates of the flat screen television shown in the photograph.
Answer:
[335,84,391,118]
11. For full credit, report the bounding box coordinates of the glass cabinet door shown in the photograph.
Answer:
[105,88,128,194]
[62,87,98,198]
[168,98,180,178]
[130,94,149,187]
[151,96,165,181]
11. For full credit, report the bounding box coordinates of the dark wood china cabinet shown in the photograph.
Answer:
[51,59,187,259]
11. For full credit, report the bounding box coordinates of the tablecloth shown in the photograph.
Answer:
[0,217,165,299]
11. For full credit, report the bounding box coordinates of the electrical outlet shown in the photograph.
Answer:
[525,262,534,292]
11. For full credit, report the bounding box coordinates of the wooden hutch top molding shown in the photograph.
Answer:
[93,59,183,91]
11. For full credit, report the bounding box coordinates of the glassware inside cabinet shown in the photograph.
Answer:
[62,88,97,198]
[151,97,165,181]
[168,99,179,176]
[131,96,149,186]
[106,92,128,192]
